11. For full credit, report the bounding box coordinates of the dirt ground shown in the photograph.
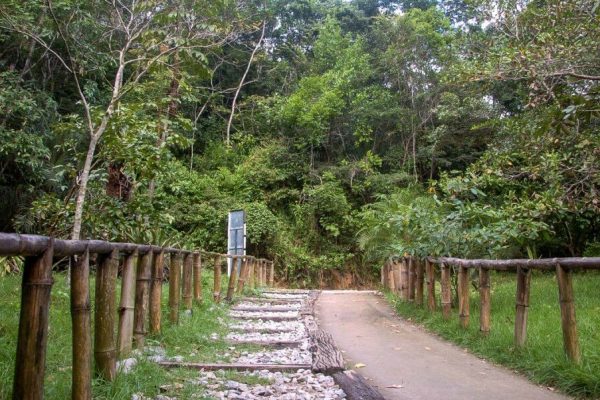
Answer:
[316,290,570,400]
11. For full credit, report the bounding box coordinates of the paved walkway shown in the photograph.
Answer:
[316,291,569,400]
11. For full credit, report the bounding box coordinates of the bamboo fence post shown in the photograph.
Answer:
[386,261,396,292]
[237,256,248,293]
[94,248,119,381]
[149,251,164,334]
[249,258,255,289]
[169,253,182,323]
[269,261,275,286]
[254,259,261,287]
[117,250,137,356]
[400,258,409,300]
[225,256,238,302]
[392,261,401,293]
[426,259,436,311]
[458,265,470,328]
[441,263,452,320]
[479,266,491,335]
[13,239,54,400]
[213,255,222,302]
[261,260,267,286]
[71,250,92,400]
[416,258,424,306]
[556,262,581,364]
[381,263,386,287]
[133,251,152,349]
[182,253,193,311]
[193,252,202,303]
[408,257,416,301]
[514,265,531,347]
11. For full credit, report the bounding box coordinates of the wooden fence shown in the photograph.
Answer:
[0,232,274,400]
[381,255,600,364]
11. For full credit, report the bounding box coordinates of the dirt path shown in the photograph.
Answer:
[316,290,569,400]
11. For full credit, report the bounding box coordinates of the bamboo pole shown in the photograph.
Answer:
[213,255,222,302]
[193,252,202,303]
[169,253,182,324]
[182,253,193,311]
[249,258,255,289]
[381,263,386,287]
[225,256,238,302]
[134,251,152,348]
[269,261,275,286]
[426,259,436,311]
[416,258,424,306]
[13,239,54,400]
[254,259,261,288]
[237,257,248,293]
[514,266,531,347]
[458,266,470,328]
[94,248,119,381]
[400,259,409,300]
[441,263,452,320]
[408,257,416,301]
[479,267,491,335]
[117,250,137,356]
[386,261,396,292]
[149,251,164,334]
[556,263,581,364]
[392,261,400,293]
[71,250,92,400]
[263,261,268,286]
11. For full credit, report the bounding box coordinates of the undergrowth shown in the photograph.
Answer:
[385,270,600,399]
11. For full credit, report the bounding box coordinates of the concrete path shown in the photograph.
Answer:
[316,291,569,400]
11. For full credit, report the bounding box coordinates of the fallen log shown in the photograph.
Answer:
[332,370,386,400]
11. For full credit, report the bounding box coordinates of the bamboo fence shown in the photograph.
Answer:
[381,255,600,365]
[0,232,274,400]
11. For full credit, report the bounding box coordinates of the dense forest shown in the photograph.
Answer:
[1,0,598,285]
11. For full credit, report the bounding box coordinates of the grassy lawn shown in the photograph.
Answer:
[0,269,246,399]
[385,270,600,399]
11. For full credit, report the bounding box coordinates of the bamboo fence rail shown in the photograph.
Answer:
[381,255,600,365]
[0,232,274,400]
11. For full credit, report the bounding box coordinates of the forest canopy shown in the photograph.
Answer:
[1,0,598,284]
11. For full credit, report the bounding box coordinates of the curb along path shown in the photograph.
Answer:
[159,290,384,399]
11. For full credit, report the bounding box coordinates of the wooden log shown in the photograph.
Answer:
[232,306,300,312]
[386,261,395,292]
[426,259,436,311]
[134,251,152,348]
[309,328,345,374]
[248,259,255,289]
[408,257,416,301]
[13,240,54,400]
[332,370,386,400]
[380,263,385,287]
[556,263,581,364]
[393,261,401,293]
[254,259,261,288]
[225,256,238,302]
[441,263,452,320]
[149,251,164,334]
[71,250,92,400]
[169,253,182,323]
[269,261,275,286]
[416,258,424,306]
[193,252,202,303]
[182,253,193,311]
[117,250,137,356]
[458,266,470,328]
[479,267,491,335]
[158,362,311,372]
[238,297,303,304]
[229,314,298,321]
[226,339,303,348]
[514,265,531,347]
[400,259,409,300]
[94,248,119,381]
[213,255,222,303]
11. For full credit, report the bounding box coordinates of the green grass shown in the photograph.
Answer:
[385,270,600,399]
[0,269,240,399]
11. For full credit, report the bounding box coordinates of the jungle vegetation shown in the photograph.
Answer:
[1,0,598,285]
